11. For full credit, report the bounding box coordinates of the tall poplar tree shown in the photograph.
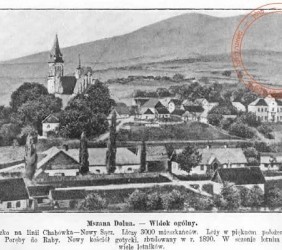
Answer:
[79,132,89,175]
[25,133,37,181]
[106,111,117,174]
[140,139,146,173]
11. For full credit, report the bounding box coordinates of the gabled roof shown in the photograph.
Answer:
[199,147,247,165]
[113,103,130,116]
[194,98,207,105]
[156,106,170,115]
[276,99,282,106]
[142,99,163,109]
[171,109,185,116]
[143,108,154,115]
[42,114,60,124]
[37,147,79,170]
[60,76,77,95]
[169,99,182,106]
[0,146,25,165]
[0,178,29,201]
[146,146,168,161]
[27,185,53,198]
[67,147,140,166]
[212,167,265,185]
[174,147,247,165]
[51,189,86,200]
[184,105,204,113]
[249,98,268,106]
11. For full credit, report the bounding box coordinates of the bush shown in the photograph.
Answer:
[202,183,214,195]
[229,122,255,138]
[162,190,184,210]
[207,114,223,126]
[216,182,241,210]
[127,190,148,211]
[79,193,108,211]
[238,112,261,127]
[257,124,274,139]
[265,187,282,209]
[191,196,214,211]
[146,192,163,210]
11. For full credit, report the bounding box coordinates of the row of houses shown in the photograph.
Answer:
[111,97,245,123]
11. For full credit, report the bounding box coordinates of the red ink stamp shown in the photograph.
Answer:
[231,3,282,98]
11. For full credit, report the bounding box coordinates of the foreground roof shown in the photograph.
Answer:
[68,147,140,166]
[212,167,265,185]
[0,178,29,201]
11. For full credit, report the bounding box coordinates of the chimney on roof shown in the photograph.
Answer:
[63,144,69,151]
[224,144,228,148]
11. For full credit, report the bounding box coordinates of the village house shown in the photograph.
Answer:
[35,147,81,178]
[0,178,30,211]
[67,147,141,174]
[171,147,248,175]
[168,99,183,113]
[42,114,60,137]
[139,99,170,120]
[232,101,246,112]
[248,95,282,122]
[27,185,53,209]
[108,103,130,121]
[137,145,169,172]
[260,153,282,171]
[211,167,266,194]
[182,102,206,122]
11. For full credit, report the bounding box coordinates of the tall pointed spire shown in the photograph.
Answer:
[49,34,64,63]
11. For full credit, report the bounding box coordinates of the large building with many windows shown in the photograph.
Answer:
[248,95,282,122]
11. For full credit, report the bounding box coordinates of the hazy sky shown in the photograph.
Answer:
[0,9,248,61]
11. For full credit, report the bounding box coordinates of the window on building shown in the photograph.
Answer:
[264,164,268,168]
[47,125,50,128]
[96,169,101,173]
[200,165,204,171]
[265,108,267,112]
[272,108,275,111]
[265,116,268,120]
[16,201,21,208]
[127,168,133,172]
[7,202,11,208]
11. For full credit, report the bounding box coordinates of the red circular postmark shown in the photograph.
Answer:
[231,3,282,98]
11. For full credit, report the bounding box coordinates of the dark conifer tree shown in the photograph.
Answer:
[106,111,117,174]
[140,139,147,173]
[79,132,89,175]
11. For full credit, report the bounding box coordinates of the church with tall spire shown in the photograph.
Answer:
[47,34,95,105]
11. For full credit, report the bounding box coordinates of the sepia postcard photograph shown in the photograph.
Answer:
[1,0,282,215]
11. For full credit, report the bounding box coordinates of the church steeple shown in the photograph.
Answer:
[49,34,64,63]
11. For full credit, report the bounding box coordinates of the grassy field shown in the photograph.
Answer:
[117,121,240,141]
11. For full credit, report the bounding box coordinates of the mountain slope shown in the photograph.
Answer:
[1,12,282,106]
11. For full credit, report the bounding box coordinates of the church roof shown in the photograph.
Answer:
[49,34,64,63]
[60,76,77,95]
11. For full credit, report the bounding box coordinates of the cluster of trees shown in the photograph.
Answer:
[60,80,114,139]
[0,80,115,146]
[208,106,273,139]
[0,82,62,146]
[169,82,223,103]
[127,189,185,211]
[108,73,188,86]
[214,183,264,210]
